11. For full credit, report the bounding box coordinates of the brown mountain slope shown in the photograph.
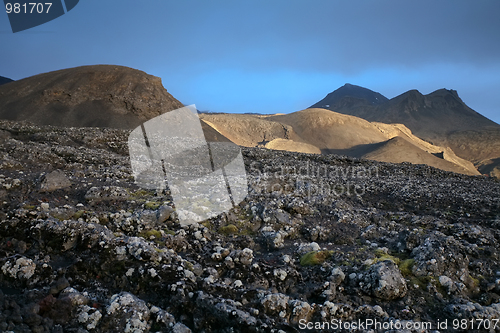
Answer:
[267,108,389,150]
[316,86,499,141]
[0,65,229,143]
[200,114,305,147]
[201,109,480,176]
[0,65,184,129]
[358,136,478,175]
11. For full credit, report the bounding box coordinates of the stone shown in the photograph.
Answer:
[40,170,71,192]
[361,260,407,300]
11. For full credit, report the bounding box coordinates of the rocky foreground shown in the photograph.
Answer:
[0,120,499,333]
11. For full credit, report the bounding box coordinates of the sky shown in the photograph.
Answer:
[1,0,499,124]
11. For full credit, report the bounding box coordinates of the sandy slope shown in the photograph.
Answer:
[201,109,480,176]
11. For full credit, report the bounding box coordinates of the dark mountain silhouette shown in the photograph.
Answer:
[0,76,13,86]
[311,83,389,111]
[369,88,498,141]
[310,85,500,177]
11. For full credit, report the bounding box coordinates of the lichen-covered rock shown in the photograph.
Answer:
[157,204,174,223]
[297,241,321,255]
[445,301,500,327]
[411,232,470,283]
[361,260,407,300]
[261,228,287,249]
[288,299,313,325]
[78,305,102,330]
[85,186,129,202]
[105,292,150,333]
[260,293,289,317]
[230,248,254,266]
[1,256,36,279]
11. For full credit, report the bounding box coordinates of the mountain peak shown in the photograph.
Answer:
[310,84,389,110]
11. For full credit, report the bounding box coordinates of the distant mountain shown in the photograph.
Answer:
[310,85,500,177]
[311,83,389,110]
[313,86,498,140]
[0,76,13,86]
[370,88,498,140]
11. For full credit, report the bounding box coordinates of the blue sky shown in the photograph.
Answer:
[1,0,499,124]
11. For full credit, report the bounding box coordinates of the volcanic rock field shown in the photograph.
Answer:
[0,119,499,332]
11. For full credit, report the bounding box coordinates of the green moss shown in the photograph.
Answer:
[98,214,109,225]
[372,249,416,277]
[23,205,36,210]
[144,201,161,210]
[73,210,85,220]
[139,230,162,240]
[184,261,194,271]
[469,275,480,288]
[219,224,239,235]
[164,229,175,236]
[372,253,400,265]
[201,221,212,230]
[130,189,152,198]
[410,275,438,290]
[399,259,415,277]
[300,250,333,266]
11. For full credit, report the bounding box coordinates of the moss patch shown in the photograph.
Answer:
[300,250,333,266]
[139,230,162,240]
[399,259,415,277]
[219,224,239,235]
[164,229,175,236]
[144,201,161,210]
[73,210,85,220]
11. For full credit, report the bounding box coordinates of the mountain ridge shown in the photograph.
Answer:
[310,84,500,177]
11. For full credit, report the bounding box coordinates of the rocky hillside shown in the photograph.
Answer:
[0,120,499,332]
[0,65,184,129]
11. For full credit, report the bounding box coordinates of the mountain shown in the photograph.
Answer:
[0,65,185,129]
[201,109,480,176]
[313,86,498,140]
[311,83,389,110]
[311,85,500,177]
[0,76,13,86]
[0,65,231,143]
[369,88,499,141]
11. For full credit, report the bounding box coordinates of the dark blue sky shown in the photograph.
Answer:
[1,0,499,124]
